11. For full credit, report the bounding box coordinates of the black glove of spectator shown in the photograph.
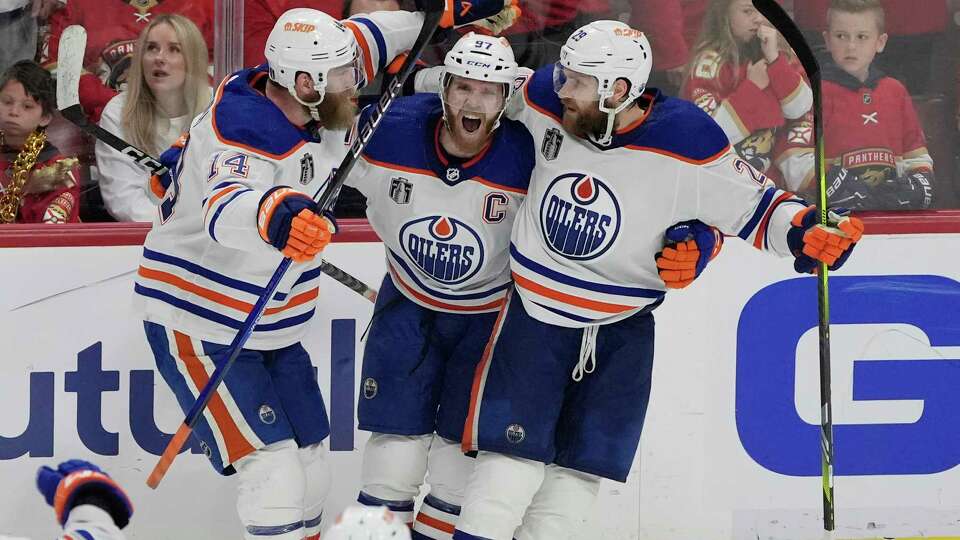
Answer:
[825,166,870,210]
[873,170,934,210]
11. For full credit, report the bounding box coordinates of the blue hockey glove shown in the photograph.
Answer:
[423,0,520,30]
[655,220,724,288]
[37,459,133,529]
[787,206,864,274]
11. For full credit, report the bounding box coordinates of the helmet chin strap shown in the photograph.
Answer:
[591,83,646,147]
[289,86,324,122]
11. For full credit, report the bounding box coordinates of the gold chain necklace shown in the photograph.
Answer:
[0,130,47,224]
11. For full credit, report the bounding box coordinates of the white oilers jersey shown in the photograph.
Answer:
[349,94,535,313]
[135,10,426,349]
[508,68,807,328]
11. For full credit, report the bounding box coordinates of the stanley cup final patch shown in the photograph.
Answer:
[299,153,315,185]
[541,128,563,161]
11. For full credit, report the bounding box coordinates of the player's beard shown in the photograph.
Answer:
[561,99,608,140]
[443,108,497,156]
[313,90,358,130]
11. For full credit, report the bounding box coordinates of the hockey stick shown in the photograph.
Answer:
[54,25,378,304]
[750,1,835,533]
[146,5,446,488]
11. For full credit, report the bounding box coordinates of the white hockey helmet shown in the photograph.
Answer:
[264,8,363,118]
[441,33,518,126]
[554,20,653,145]
[324,506,412,540]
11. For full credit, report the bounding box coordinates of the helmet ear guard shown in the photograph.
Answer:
[556,20,653,145]
[264,9,363,120]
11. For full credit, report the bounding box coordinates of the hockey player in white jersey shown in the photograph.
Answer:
[442,21,864,540]
[134,4,518,539]
[345,34,533,540]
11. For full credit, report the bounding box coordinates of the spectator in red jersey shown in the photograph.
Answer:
[775,0,935,210]
[794,0,948,95]
[681,0,812,185]
[96,14,210,222]
[41,0,213,123]
[0,60,81,224]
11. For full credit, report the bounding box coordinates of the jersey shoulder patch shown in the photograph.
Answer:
[627,95,730,162]
[522,66,564,123]
[211,67,308,158]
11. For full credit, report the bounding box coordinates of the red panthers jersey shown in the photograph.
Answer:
[774,63,933,193]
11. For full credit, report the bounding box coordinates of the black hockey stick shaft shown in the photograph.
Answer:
[751,0,835,532]
[147,5,445,489]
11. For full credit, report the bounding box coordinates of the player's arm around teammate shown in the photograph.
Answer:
[344,34,536,540]
[446,20,861,540]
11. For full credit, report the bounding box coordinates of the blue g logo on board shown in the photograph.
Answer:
[736,275,960,476]
[539,173,621,260]
[400,215,484,285]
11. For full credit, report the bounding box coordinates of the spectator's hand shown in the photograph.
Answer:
[874,170,935,209]
[757,25,780,63]
[747,60,770,90]
[825,166,870,210]
[787,206,864,274]
[30,0,63,19]
[655,220,724,289]
[37,460,133,529]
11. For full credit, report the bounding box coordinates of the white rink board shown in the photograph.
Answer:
[1,235,959,539]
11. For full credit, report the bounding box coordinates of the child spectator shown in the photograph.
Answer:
[777,0,935,210]
[681,0,812,183]
[95,14,210,222]
[41,0,213,123]
[0,60,80,224]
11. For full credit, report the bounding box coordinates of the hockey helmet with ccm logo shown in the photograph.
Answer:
[554,20,653,145]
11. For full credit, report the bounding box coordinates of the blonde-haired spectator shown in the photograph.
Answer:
[95,14,210,222]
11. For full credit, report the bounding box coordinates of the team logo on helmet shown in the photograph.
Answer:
[400,215,485,285]
[539,173,621,260]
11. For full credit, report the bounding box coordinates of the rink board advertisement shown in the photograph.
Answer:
[1,228,959,539]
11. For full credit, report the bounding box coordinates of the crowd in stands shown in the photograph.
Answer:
[0,0,957,224]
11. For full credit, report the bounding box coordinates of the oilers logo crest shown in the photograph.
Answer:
[400,215,485,285]
[539,173,621,260]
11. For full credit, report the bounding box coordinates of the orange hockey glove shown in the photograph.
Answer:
[787,206,863,273]
[258,187,336,263]
[656,220,724,289]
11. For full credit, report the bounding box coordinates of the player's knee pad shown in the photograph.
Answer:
[360,432,432,502]
[300,441,331,539]
[414,436,473,539]
[425,435,473,505]
[234,439,306,540]
[456,452,545,540]
[514,465,602,540]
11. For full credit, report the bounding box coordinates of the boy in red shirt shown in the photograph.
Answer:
[0,60,80,224]
[775,0,934,210]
